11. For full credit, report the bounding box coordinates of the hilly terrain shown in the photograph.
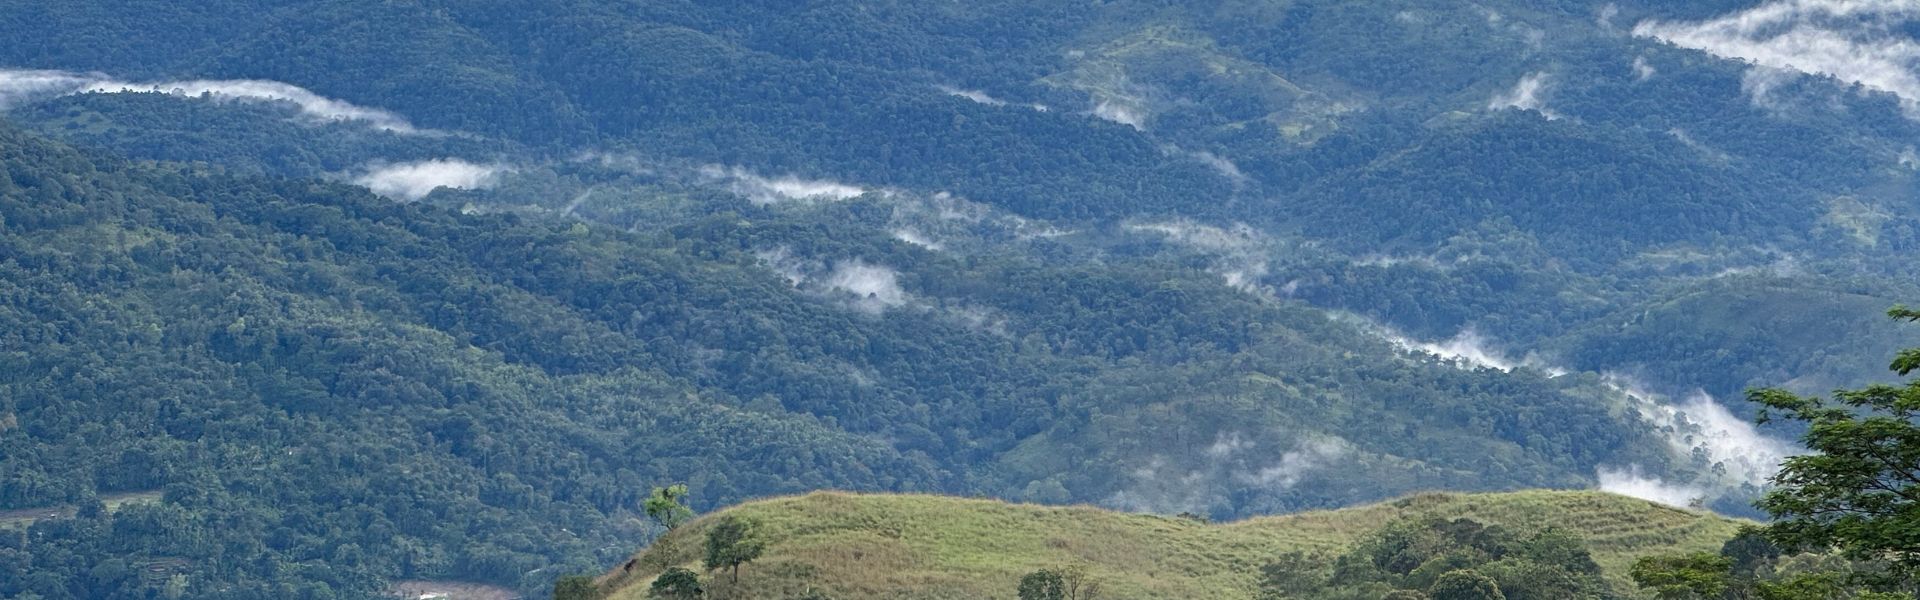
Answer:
[598,490,1745,600]
[1,0,1918,598]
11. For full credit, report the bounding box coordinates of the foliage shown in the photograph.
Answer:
[645,485,695,531]
[1629,554,1731,600]
[1749,307,1920,573]
[1428,570,1504,600]
[648,568,702,600]
[1017,570,1065,600]
[554,575,601,600]
[702,516,763,584]
[1322,517,1609,599]
[1629,524,1912,599]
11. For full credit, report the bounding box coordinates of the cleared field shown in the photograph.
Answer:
[601,490,1746,600]
[0,490,163,529]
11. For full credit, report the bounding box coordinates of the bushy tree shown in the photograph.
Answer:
[1018,569,1066,600]
[1629,553,1731,600]
[703,517,765,584]
[649,567,702,600]
[1428,570,1504,600]
[646,484,695,531]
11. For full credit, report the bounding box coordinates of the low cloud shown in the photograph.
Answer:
[1633,56,1658,80]
[755,248,911,314]
[1353,318,1795,508]
[1598,465,1707,508]
[1126,220,1271,294]
[889,228,943,251]
[824,261,910,313]
[1108,433,1349,515]
[1489,72,1561,119]
[1612,380,1795,488]
[1093,98,1148,130]
[1740,65,1806,113]
[1633,0,1920,115]
[352,159,506,200]
[1390,329,1520,372]
[0,68,420,132]
[937,84,1007,106]
[1594,375,1797,509]
[700,165,868,205]
[1166,147,1249,185]
[936,84,1050,112]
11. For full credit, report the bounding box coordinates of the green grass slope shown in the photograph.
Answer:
[603,490,1745,600]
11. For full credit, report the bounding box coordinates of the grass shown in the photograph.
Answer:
[600,490,1746,600]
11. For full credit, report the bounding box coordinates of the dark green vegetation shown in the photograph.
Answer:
[1628,529,1914,599]
[5,0,1920,598]
[1749,308,1920,573]
[596,490,1744,600]
[0,118,1684,599]
[1616,310,1920,599]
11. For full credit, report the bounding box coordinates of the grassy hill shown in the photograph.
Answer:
[602,490,1745,600]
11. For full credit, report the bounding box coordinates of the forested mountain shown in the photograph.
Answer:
[3,0,1919,598]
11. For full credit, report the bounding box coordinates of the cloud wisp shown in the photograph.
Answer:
[1126,219,1271,295]
[352,159,507,200]
[1108,432,1349,516]
[1633,0,1920,114]
[699,165,868,206]
[1355,320,1795,509]
[0,68,421,132]
[1489,72,1561,119]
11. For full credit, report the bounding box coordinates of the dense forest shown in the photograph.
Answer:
[2,0,1920,597]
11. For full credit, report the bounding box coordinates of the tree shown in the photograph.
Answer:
[1629,553,1730,600]
[646,484,696,531]
[1057,564,1100,600]
[1748,306,1920,573]
[553,575,599,600]
[703,516,764,584]
[1383,591,1429,600]
[649,567,703,599]
[1718,527,1781,576]
[1428,570,1505,600]
[1018,570,1066,600]
[1258,552,1326,599]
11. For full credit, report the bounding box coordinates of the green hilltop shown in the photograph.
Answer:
[602,490,1745,600]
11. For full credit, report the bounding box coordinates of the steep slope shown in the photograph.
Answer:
[0,120,1705,598]
[602,490,1745,600]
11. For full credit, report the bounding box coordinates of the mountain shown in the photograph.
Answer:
[0,117,1688,598]
[596,490,1744,600]
[3,0,1919,597]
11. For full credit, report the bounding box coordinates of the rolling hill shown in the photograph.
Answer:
[600,490,1745,600]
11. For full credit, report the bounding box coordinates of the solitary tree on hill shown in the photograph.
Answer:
[645,484,695,531]
[1018,570,1066,600]
[704,516,765,584]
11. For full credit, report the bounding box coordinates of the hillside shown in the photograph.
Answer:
[603,490,1745,600]
[5,0,1920,597]
[0,120,1696,598]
